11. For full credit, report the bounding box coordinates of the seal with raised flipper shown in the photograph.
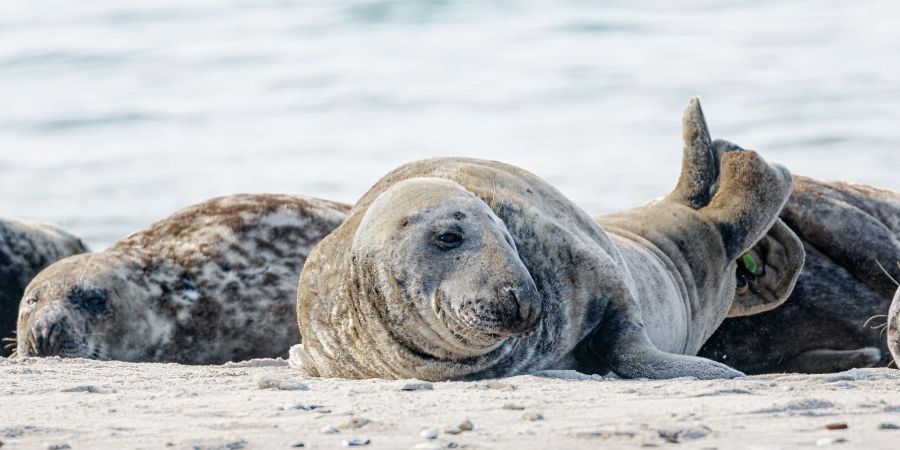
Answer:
[1,218,88,356]
[700,175,900,373]
[15,194,349,363]
[296,97,799,381]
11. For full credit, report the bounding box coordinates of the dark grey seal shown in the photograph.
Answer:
[700,176,900,373]
[296,98,798,381]
[15,194,349,363]
[1,218,87,356]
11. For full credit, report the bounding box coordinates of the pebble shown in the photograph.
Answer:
[484,380,514,390]
[321,425,340,434]
[255,376,309,391]
[816,437,847,446]
[419,428,439,439]
[401,381,434,391]
[502,404,525,410]
[458,419,473,431]
[342,417,370,429]
[285,403,326,412]
[443,426,462,435]
[48,445,70,450]
[521,412,544,421]
[291,443,305,448]
[341,438,371,447]
[878,423,900,430]
[825,423,848,430]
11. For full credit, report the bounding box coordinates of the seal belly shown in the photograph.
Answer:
[609,235,690,354]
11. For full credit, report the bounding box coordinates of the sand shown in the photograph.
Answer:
[2,357,899,449]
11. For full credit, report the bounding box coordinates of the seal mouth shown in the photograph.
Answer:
[19,314,103,359]
[430,290,505,354]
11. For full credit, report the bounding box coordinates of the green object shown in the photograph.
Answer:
[741,252,760,275]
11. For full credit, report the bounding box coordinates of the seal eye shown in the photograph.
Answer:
[26,296,38,307]
[434,232,464,250]
[68,287,109,316]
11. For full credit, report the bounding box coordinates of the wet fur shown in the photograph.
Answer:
[16,195,349,364]
[700,177,900,373]
[1,219,87,356]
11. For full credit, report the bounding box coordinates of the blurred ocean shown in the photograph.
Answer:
[1,0,898,249]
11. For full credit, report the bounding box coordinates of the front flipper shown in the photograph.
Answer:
[781,347,881,374]
[597,322,743,379]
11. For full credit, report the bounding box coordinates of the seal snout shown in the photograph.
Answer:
[24,316,68,357]
[501,283,542,335]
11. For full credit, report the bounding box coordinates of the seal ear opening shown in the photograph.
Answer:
[727,218,805,317]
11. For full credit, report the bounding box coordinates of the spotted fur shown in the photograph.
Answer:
[1,218,87,356]
[700,177,900,373]
[297,98,795,380]
[16,194,349,364]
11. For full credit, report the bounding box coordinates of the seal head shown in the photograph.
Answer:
[16,253,139,360]
[354,178,541,354]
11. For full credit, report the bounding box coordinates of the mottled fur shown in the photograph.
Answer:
[297,98,796,381]
[700,177,900,373]
[1,219,87,356]
[17,195,349,364]
[888,287,900,365]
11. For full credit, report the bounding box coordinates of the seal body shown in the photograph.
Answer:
[700,177,900,373]
[16,194,349,364]
[1,219,87,356]
[888,287,900,366]
[297,98,798,381]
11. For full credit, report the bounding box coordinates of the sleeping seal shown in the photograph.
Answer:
[296,97,799,381]
[700,176,900,373]
[16,194,349,363]
[1,219,87,356]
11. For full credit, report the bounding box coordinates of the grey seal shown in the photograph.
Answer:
[700,176,900,373]
[888,286,900,366]
[1,218,87,356]
[15,194,349,363]
[296,97,797,381]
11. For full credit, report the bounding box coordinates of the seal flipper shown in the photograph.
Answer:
[780,347,881,373]
[727,218,805,317]
[602,322,744,379]
[701,145,794,261]
[667,96,719,209]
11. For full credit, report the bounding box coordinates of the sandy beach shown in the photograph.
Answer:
[2,357,899,449]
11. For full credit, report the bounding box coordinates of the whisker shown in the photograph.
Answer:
[875,260,900,287]
[863,315,887,328]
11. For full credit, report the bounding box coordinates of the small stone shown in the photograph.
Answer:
[255,376,309,391]
[286,403,326,412]
[816,437,847,446]
[48,445,71,450]
[401,381,433,391]
[457,419,473,431]
[485,380,514,390]
[341,438,370,447]
[61,385,99,393]
[419,428,439,439]
[878,423,900,430]
[321,425,340,434]
[292,443,305,448]
[502,404,525,410]
[521,412,544,421]
[825,423,848,430]
[342,417,370,429]
[443,427,462,435]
